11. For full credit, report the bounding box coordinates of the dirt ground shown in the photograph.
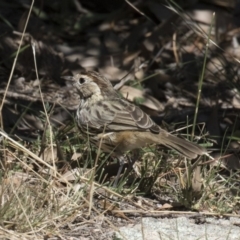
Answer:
[0,0,240,239]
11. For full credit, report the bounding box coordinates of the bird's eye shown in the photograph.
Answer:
[79,77,85,84]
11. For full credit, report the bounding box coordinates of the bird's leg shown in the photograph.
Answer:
[124,150,139,177]
[127,149,139,169]
[113,151,139,187]
[113,155,126,187]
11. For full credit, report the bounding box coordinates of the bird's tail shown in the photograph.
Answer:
[154,131,206,159]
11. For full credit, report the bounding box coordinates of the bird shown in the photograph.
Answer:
[64,70,207,183]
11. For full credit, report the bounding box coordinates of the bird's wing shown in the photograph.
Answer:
[78,98,160,133]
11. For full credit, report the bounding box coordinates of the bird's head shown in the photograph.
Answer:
[63,71,116,99]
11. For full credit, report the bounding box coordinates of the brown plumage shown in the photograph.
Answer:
[66,70,206,159]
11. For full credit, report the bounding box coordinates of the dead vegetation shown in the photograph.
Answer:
[0,0,240,239]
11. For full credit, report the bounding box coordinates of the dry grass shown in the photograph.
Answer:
[0,1,240,239]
